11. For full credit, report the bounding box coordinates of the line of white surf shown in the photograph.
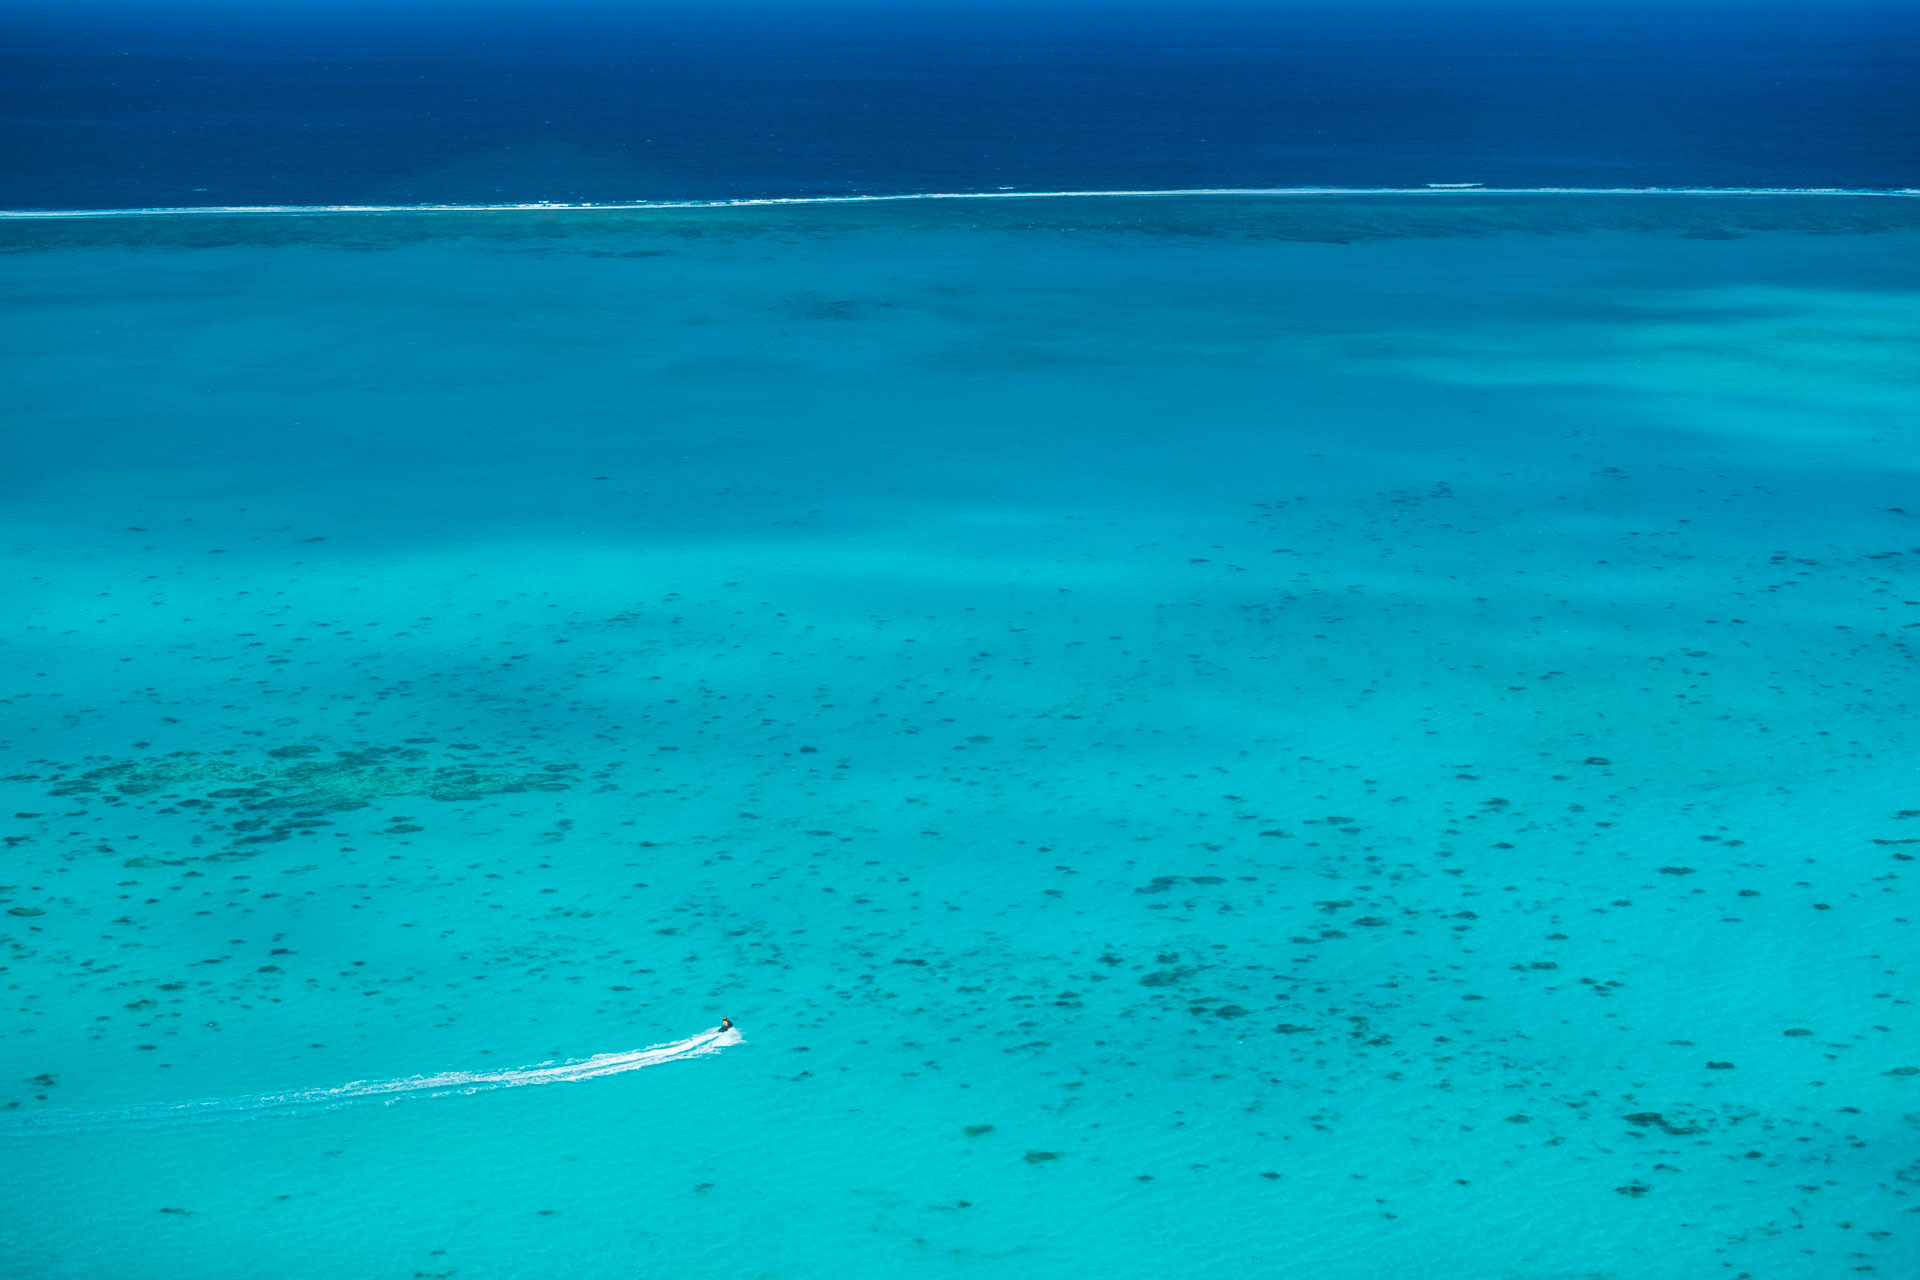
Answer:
[3,185,1918,220]
[0,1026,740,1136]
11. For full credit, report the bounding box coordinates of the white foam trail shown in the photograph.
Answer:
[0,186,1917,219]
[0,1026,741,1136]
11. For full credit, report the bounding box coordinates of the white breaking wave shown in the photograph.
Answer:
[0,1025,741,1136]
[1,186,1917,220]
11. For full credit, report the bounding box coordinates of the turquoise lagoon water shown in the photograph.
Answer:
[2,194,1918,1278]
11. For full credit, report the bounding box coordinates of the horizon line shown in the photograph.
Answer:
[4,185,1920,220]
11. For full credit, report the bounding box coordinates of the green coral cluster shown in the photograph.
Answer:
[58,745,575,809]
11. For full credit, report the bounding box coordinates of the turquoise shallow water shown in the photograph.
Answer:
[2,194,1918,1278]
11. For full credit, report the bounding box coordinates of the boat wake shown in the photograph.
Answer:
[0,1025,741,1136]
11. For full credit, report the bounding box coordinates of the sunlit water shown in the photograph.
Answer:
[2,193,1918,1278]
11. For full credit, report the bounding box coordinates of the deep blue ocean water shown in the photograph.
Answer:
[3,5,1920,1280]
[2,1,1918,208]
